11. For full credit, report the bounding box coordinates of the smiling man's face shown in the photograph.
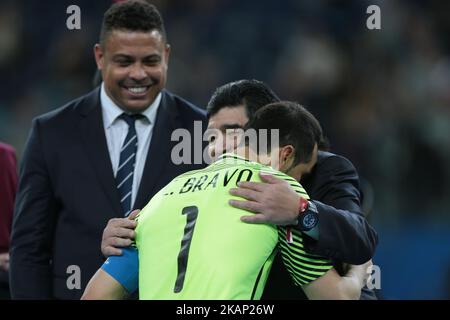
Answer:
[207,105,249,160]
[94,29,170,113]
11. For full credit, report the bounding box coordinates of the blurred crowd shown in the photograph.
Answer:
[0,0,449,227]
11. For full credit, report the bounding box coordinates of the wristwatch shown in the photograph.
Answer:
[296,197,319,231]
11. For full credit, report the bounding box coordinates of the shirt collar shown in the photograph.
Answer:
[100,82,162,128]
[216,153,250,163]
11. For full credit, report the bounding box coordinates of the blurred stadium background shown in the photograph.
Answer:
[0,0,449,299]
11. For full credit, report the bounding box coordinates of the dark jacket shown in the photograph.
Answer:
[9,88,206,299]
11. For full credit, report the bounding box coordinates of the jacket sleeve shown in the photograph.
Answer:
[9,119,58,299]
[300,155,378,265]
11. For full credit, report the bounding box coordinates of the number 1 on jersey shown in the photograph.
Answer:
[174,206,199,293]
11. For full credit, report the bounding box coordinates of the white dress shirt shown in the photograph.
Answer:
[100,82,162,209]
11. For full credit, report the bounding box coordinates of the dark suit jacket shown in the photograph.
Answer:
[262,151,378,300]
[9,88,206,299]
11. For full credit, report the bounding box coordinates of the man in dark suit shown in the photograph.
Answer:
[101,79,378,299]
[207,80,377,299]
[0,142,17,299]
[9,1,206,299]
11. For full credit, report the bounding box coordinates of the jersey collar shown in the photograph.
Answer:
[217,153,250,162]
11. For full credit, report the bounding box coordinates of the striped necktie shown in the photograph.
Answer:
[116,113,142,216]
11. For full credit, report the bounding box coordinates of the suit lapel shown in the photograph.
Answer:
[78,89,123,217]
[134,91,180,209]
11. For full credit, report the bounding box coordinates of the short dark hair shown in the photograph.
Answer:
[206,79,280,121]
[100,1,166,46]
[245,101,323,165]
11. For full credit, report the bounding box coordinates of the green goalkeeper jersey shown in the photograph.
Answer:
[135,153,333,299]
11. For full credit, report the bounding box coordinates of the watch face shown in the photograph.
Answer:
[302,212,318,229]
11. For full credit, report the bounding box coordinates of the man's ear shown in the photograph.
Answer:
[279,145,295,169]
[164,43,171,64]
[94,44,104,70]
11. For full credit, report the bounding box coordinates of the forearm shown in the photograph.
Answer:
[334,276,362,300]
[302,268,361,300]
[334,262,373,300]
[305,279,359,300]
[328,262,372,300]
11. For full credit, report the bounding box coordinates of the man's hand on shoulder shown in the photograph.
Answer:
[101,210,139,257]
[229,172,300,226]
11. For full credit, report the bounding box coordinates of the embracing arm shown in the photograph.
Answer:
[302,264,369,300]
[229,157,378,265]
[277,226,371,300]
[301,155,378,264]
[82,269,129,300]
[82,246,138,300]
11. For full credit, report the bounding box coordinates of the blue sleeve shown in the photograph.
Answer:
[101,246,139,294]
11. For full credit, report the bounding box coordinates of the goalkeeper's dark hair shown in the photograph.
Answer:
[244,101,323,165]
[100,0,166,46]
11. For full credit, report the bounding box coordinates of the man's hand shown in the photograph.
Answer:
[229,172,301,226]
[101,210,140,257]
[345,259,373,289]
[0,252,9,272]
